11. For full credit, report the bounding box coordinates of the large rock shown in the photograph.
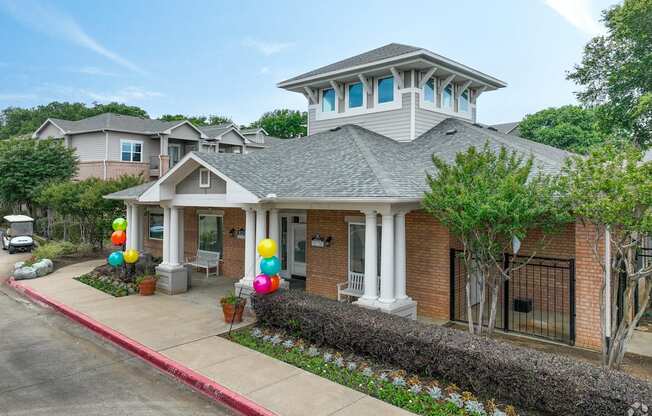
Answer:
[14,267,37,280]
[14,261,25,270]
[32,261,49,277]
[40,259,54,273]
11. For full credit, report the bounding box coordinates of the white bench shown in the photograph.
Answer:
[337,272,380,302]
[186,250,220,278]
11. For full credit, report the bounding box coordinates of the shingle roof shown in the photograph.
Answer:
[280,43,421,84]
[189,119,573,200]
[197,123,233,139]
[48,113,182,135]
[491,121,520,135]
[103,181,156,200]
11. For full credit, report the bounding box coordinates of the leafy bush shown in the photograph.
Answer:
[252,291,652,416]
[32,241,93,261]
[75,273,134,297]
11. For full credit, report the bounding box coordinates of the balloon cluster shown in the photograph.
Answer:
[253,238,281,294]
[107,217,140,267]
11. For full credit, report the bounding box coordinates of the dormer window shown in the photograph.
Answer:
[442,84,453,109]
[346,82,364,109]
[459,89,470,112]
[321,88,336,112]
[199,168,210,188]
[423,78,435,103]
[377,76,394,104]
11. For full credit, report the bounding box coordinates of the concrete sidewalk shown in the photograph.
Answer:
[10,260,412,416]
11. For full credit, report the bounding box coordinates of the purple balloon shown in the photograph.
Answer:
[253,274,272,294]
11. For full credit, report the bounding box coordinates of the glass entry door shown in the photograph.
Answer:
[168,144,181,168]
[279,214,306,279]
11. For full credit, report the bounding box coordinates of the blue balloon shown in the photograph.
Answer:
[260,256,281,275]
[108,251,124,267]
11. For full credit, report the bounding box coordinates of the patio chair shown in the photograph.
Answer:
[186,250,220,279]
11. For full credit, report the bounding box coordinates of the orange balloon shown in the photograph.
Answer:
[269,275,280,292]
[111,230,126,246]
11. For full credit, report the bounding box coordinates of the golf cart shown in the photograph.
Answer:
[1,215,35,254]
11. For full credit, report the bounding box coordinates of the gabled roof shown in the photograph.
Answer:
[278,43,506,89]
[34,113,206,138]
[104,181,156,200]
[197,123,234,139]
[490,121,521,135]
[108,118,573,203]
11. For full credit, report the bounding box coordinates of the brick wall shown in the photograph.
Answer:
[305,210,350,299]
[405,211,450,320]
[574,222,603,349]
[76,161,105,180]
[141,206,244,279]
[75,161,151,180]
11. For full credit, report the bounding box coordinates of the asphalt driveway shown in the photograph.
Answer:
[0,249,235,416]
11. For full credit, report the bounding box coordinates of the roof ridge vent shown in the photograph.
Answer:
[472,123,484,128]
[330,126,341,132]
[487,126,498,132]
[445,128,457,135]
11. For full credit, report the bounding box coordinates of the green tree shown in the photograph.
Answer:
[519,105,607,154]
[158,114,232,126]
[568,0,652,147]
[560,144,652,368]
[0,139,78,213]
[423,144,570,336]
[0,101,148,140]
[249,109,307,138]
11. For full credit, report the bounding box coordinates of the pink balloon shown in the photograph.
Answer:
[253,274,272,294]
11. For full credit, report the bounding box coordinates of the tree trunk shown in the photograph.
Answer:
[63,216,69,241]
[487,280,500,336]
[466,280,475,334]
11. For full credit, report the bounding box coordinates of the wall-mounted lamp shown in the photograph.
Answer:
[229,228,246,239]
[311,233,332,248]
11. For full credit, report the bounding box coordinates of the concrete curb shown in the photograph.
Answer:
[7,277,277,416]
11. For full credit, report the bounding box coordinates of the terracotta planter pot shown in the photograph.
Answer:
[221,301,245,323]
[139,277,157,296]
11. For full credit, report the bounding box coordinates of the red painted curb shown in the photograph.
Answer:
[7,277,277,416]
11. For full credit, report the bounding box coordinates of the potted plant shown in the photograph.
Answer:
[136,274,158,296]
[220,292,246,323]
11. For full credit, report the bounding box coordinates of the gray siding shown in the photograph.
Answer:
[414,92,449,138]
[220,130,245,146]
[36,122,64,139]
[310,92,412,141]
[107,132,157,162]
[169,123,201,141]
[176,167,226,194]
[70,132,107,161]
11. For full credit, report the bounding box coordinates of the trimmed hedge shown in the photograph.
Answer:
[253,290,652,416]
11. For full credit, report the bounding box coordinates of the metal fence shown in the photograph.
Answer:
[450,249,575,345]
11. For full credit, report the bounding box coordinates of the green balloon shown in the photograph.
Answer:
[112,217,127,231]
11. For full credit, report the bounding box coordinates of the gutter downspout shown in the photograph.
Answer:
[605,226,611,349]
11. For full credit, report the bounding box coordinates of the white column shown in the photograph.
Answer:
[178,208,185,263]
[162,206,171,265]
[394,211,408,300]
[255,208,268,275]
[132,205,142,251]
[269,209,279,246]
[243,208,256,281]
[378,213,396,304]
[169,207,180,266]
[125,203,133,250]
[359,210,378,303]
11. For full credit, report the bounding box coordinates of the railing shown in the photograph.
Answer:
[450,249,576,345]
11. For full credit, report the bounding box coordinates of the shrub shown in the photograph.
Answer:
[33,240,90,260]
[252,290,652,416]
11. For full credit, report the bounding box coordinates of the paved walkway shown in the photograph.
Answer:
[12,260,412,416]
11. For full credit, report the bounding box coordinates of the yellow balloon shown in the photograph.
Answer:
[123,249,139,264]
[257,238,277,258]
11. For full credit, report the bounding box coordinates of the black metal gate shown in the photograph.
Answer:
[450,249,576,345]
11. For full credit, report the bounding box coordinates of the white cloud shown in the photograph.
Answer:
[543,0,604,36]
[0,0,146,75]
[0,93,37,101]
[243,38,293,56]
[82,86,163,103]
[74,66,119,77]
[259,66,270,75]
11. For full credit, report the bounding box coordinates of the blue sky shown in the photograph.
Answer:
[0,0,615,125]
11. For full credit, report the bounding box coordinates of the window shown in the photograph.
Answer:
[321,88,336,112]
[348,222,381,275]
[121,140,142,162]
[423,78,435,103]
[198,214,223,254]
[459,89,470,112]
[377,76,394,104]
[347,82,364,109]
[168,143,181,167]
[148,212,163,240]
[442,84,453,109]
[199,168,210,188]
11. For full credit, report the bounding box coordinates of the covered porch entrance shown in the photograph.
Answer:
[279,213,307,284]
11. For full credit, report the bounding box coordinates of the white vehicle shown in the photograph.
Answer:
[1,215,35,254]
